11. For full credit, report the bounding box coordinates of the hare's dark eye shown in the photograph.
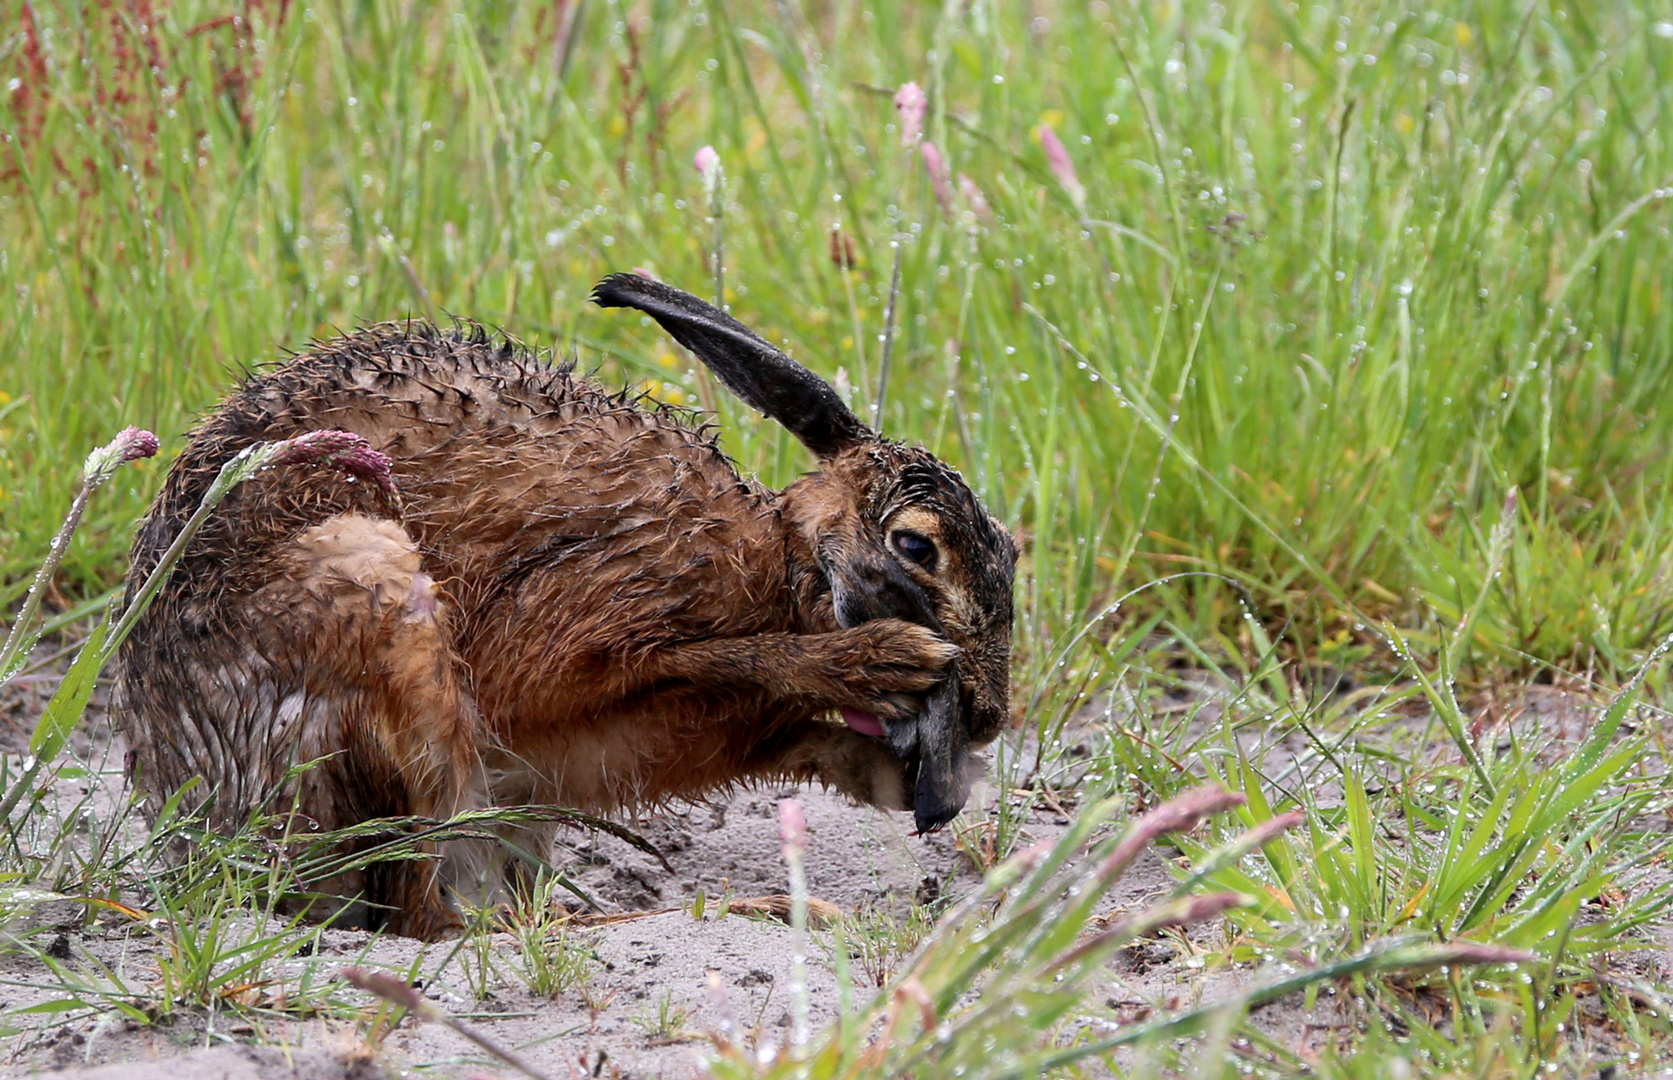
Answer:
[890,530,938,572]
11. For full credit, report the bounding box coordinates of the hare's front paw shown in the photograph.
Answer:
[830,619,960,720]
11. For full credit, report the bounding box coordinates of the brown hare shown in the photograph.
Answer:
[114,273,1016,939]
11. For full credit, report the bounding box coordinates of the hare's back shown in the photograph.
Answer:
[224,322,657,463]
[127,322,755,606]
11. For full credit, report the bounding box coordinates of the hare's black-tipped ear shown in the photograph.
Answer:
[593,272,872,458]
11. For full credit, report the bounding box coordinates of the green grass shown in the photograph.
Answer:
[10,0,1673,1076]
[7,0,1673,676]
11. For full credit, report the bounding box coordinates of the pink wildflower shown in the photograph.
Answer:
[894,81,926,146]
[113,426,160,463]
[957,173,993,222]
[693,144,720,178]
[83,426,160,485]
[1039,123,1086,212]
[269,429,399,505]
[692,144,719,202]
[778,797,807,855]
[694,144,722,200]
[921,141,955,214]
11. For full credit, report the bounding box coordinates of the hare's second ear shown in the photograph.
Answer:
[593,272,872,458]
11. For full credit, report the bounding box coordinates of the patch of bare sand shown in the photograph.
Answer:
[0,667,1391,1080]
[1,748,1352,1079]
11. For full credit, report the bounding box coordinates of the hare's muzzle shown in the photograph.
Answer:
[903,671,973,834]
[840,674,973,831]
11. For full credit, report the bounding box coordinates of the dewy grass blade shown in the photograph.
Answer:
[1005,941,1536,1079]
[26,618,108,766]
[0,429,156,687]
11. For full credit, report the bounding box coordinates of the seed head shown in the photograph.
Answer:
[694,145,722,198]
[1039,123,1086,212]
[83,426,160,486]
[268,430,400,506]
[921,142,954,214]
[894,81,927,146]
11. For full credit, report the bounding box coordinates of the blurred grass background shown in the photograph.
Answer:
[7,0,1673,682]
[12,3,1673,1073]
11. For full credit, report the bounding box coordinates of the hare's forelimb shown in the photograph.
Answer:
[637,619,960,721]
[626,620,964,823]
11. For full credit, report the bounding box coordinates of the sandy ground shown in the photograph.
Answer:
[0,745,1174,1080]
[1,666,1653,1078]
[0,664,1314,1080]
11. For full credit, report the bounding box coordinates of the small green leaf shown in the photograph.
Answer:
[10,999,92,1016]
[29,618,110,764]
[0,886,71,906]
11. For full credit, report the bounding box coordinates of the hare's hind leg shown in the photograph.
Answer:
[248,512,490,939]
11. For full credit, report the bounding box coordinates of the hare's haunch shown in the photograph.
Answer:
[115,274,1016,939]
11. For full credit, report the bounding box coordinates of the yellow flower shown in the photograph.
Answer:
[657,350,678,370]
[0,391,11,405]
[1039,108,1065,130]
[1395,112,1415,134]
[1454,22,1473,46]
[638,379,687,406]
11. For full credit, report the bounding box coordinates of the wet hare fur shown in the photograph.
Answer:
[115,273,1016,939]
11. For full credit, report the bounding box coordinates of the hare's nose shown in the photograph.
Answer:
[909,672,972,834]
[913,775,964,834]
